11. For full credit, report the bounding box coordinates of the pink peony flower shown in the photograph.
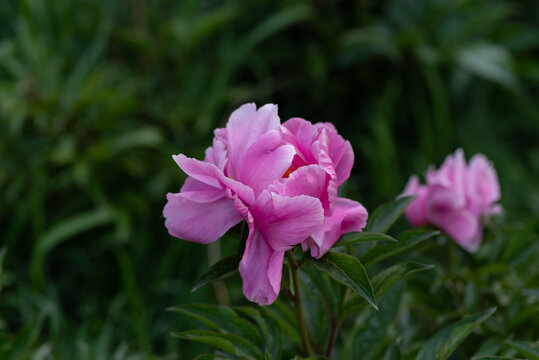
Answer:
[280,118,368,257]
[400,149,501,252]
[164,103,367,305]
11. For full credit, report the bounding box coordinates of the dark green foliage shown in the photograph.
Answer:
[416,308,497,360]
[0,0,538,359]
[311,251,377,309]
[191,255,240,293]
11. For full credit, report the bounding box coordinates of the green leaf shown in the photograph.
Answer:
[194,355,231,360]
[235,306,282,360]
[341,262,433,319]
[371,262,435,296]
[311,251,377,309]
[30,207,115,288]
[383,342,402,360]
[364,196,415,233]
[337,232,397,246]
[191,255,240,292]
[172,330,262,359]
[363,230,439,266]
[237,5,311,58]
[474,357,525,360]
[456,42,518,91]
[505,340,539,360]
[168,304,261,347]
[416,307,497,360]
[350,282,404,360]
[261,301,302,346]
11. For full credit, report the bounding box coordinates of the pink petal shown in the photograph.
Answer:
[311,130,338,212]
[179,176,224,202]
[281,117,318,164]
[335,140,354,185]
[225,103,280,180]
[204,137,228,172]
[239,228,284,306]
[425,184,466,223]
[428,149,467,201]
[173,154,255,205]
[279,165,331,213]
[238,130,295,196]
[425,184,482,252]
[438,210,481,253]
[401,175,429,227]
[163,193,243,244]
[310,198,368,258]
[466,154,500,215]
[315,123,354,185]
[173,154,221,189]
[251,191,324,252]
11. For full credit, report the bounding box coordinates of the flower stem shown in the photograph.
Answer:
[287,249,312,357]
[326,286,348,357]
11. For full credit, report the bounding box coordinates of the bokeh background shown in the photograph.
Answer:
[1,0,538,358]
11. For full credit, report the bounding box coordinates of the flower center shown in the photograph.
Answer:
[283,164,299,178]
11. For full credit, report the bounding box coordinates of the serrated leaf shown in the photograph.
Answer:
[416,307,497,360]
[363,230,439,266]
[172,330,262,359]
[311,251,377,310]
[364,196,415,233]
[168,304,261,347]
[505,340,539,360]
[337,232,397,246]
[191,254,240,292]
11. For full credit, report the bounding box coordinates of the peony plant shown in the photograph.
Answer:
[163,105,506,359]
[400,149,501,252]
[163,103,367,306]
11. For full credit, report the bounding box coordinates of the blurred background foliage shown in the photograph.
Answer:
[0,0,538,358]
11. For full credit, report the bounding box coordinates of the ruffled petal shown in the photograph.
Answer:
[438,210,481,253]
[179,176,224,202]
[425,184,481,252]
[281,117,318,164]
[428,149,467,201]
[252,191,324,252]
[425,184,466,223]
[467,153,500,215]
[225,103,280,180]
[204,137,228,172]
[335,140,354,185]
[314,123,354,185]
[239,228,284,306]
[401,175,429,226]
[163,193,243,244]
[173,154,255,205]
[311,129,338,212]
[279,164,331,213]
[310,198,368,258]
[238,130,295,196]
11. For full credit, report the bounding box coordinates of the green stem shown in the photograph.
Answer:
[327,286,348,357]
[287,249,312,357]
